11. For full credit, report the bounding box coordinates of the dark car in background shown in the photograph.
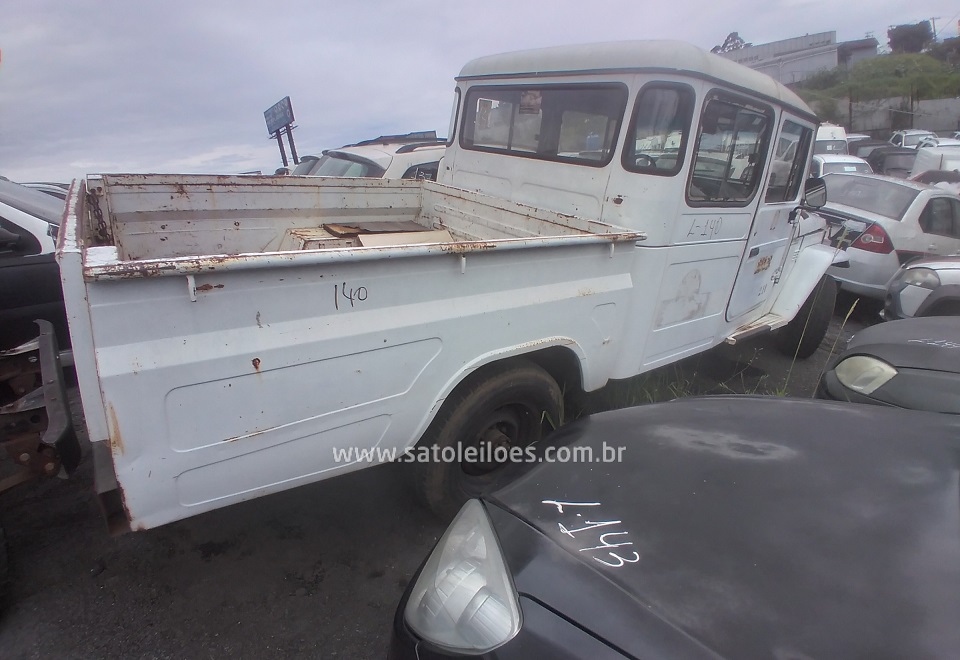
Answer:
[0,178,68,350]
[818,316,960,413]
[391,397,960,659]
[849,138,890,160]
[866,146,917,178]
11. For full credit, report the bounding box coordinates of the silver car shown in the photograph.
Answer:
[884,256,960,319]
[821,173,960,299]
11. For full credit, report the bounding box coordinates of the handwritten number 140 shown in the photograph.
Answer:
[334,283,368,310]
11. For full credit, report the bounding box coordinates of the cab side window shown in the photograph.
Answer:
[622,83,695,176]
[687,96,772,206]
[765,120,812,204]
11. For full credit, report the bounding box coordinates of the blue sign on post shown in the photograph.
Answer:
[264,96,295,135]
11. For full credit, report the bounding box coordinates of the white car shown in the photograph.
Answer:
[288,131,445,180]
[821,173,960,299]
[889,129,937,148]
[809,154,872,178]
[885,256,960,318]
[916,136,960,149]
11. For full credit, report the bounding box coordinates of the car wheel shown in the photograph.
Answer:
[775,276,837,359]
[413,359,562,520]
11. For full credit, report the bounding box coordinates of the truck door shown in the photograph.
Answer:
[726,114,814,323]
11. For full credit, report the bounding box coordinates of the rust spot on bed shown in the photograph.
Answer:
[440,241,497,254]
[107,404,125,456]
[252,357,261,371]
[195,283,225,292]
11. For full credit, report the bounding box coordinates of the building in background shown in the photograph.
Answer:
[718,32,878,84]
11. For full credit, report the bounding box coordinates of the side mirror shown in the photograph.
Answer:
[803,176,827,209]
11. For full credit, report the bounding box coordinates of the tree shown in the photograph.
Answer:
[927,36,960,66]
[712,32,752,54]
[887,22,933,54]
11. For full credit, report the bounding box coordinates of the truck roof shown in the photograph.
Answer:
[457,40,814,120]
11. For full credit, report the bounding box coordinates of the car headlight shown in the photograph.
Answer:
[834,355,898,394]
[901,267,940,290]
[404,499,521,653]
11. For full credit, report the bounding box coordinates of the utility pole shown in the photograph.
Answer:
[931,16,941,42]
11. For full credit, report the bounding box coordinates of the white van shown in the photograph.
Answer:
[814,123,848,155]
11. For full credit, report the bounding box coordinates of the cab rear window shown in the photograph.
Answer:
[460,84,628,167]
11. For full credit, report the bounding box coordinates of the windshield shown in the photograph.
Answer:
[814,139,847,155]
[904,133,934,147]
[822,162,872,175]
[290,156,319,175]
[297,153,386,178]
[824,175,920,220]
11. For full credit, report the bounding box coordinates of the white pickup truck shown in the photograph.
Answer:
[3,40,841,536]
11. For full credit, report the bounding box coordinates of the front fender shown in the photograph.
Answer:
[915,284,960,316]
[770,243,845,320]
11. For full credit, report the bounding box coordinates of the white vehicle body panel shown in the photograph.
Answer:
[910,146,960,178]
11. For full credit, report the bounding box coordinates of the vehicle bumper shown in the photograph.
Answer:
[883,283,932,319]
[829,250,899,300]
[389,593,626,659]
[816,370,891,408]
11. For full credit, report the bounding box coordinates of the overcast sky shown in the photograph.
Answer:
[3,0,959,183]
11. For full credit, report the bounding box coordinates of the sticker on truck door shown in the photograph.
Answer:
[754,255,772,274]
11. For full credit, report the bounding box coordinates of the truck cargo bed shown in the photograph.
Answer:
[79,174,642,280]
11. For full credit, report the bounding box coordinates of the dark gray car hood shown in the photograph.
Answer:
[846,316,960,372]
[490,397,960,659]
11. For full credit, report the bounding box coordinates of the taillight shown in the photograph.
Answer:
[850,224,893,254]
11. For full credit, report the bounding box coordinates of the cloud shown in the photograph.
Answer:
[2,0,958,183]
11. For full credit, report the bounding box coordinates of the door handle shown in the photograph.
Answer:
[749,247,760,258]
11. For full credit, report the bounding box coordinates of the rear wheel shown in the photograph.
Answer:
[413,360,562,520]
[775,276,837,359]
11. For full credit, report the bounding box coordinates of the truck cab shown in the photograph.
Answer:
[440,40,837,371]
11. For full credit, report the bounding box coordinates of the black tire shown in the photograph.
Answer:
[775,275,837,359]
[413,359,562,520]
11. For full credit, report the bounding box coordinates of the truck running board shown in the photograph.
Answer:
[725,313,789,345]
